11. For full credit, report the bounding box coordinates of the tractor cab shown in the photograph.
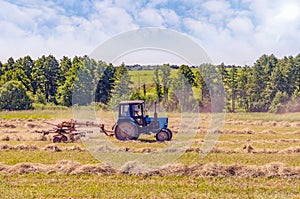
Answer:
[118,100,146,126]
[115,100,172,141]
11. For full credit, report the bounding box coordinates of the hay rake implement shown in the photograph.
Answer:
[36,119,114,143]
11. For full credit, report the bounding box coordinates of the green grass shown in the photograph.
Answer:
[179,153,300,167]
[0,109,73,119]
[225,112,300,122]
[0,174,298,199]
[0,150,98,165]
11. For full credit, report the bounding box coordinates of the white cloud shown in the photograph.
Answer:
[160,9,181,28]
[0,0,139,62]
[137,8,164,27]
[227,16,254,35]
[146,0,168,8]
[0,0,299,65]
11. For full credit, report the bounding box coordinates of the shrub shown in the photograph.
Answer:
[0,81,32,110]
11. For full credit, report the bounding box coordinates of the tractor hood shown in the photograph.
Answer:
[149,117,168,129]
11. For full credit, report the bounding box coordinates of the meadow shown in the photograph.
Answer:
[0,110,299,198]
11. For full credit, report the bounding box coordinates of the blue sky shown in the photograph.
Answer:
[0,0,299,65]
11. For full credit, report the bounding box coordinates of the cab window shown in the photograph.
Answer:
[120,104,130,117]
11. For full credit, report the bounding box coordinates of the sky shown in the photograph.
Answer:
[0,0,299,65]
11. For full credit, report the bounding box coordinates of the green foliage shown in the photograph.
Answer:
[269,91,289,113]
[153,66,162,101]
[32,55,60,104]
[160,64,172,101]
[109,66,132,109]
[95,63,115,104]
[0,81,32,110]
[173,65,197,112]
[1,53,300,112]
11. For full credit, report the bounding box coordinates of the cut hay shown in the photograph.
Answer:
[120,161,154,175]
[95,145,123,152]
[222,129,256,134]
[261,129,277,134]
[42,144,62,152]
[278,147,300,154]
[1,135,10,141]
[2,124,16,128]
[54,160,82,174]
[71,163,116,175]
[14,144,38,151]
[240,144,254,153]
[65,145,84,151]
[0,161,299,178]
[0,144,38,151]
[6,163,50,174]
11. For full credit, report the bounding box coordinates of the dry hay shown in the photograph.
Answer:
[65,145,84,151]
[225,120,300,128]
[222,129,255,134]
[42,144,62,152]
[260,129,277,134]
[6,163,50,174]
[0,161,299,178]
[94,145,123,152]
[1,134,26,141]
[42,144,84,152]
[278,147,300,154]
[1,135,10,141]
[1,142,298,155]
[151,162,300,178]
[292,131,300,135]
[120,161,154,175]
[72,163,116,175]
[241,144,254,153]
[0,144,38,151]
[0,143,84,152]
[1,124,16,128]
[54,160,82,174]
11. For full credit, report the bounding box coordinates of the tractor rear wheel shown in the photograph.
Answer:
[115,122,139,141]
[156,129,171,142]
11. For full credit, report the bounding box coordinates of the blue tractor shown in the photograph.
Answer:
[114,100,172,141]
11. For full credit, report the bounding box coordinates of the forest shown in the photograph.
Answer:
[0,53,300,113]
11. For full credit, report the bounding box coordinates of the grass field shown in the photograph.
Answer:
[0,110,299,198]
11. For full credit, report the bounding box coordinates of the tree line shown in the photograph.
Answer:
[0,53,299,113]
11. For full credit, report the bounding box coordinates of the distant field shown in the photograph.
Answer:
[0,111,299,198]
[128,69,178,88]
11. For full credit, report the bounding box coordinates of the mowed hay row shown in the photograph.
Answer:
[0,119,52,133]
[187,145,300,154]
[197,128,300,135]
[0,160,299,178]
[197,138,300,145]
[225,120,300,127]
[0,143,84,152]
[1,142,300,155]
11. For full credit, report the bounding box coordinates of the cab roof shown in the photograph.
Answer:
[119,100,144,105]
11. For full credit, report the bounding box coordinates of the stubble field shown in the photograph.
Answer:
[0,110,299,198]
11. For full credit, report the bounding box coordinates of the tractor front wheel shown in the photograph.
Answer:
[115,122,139,141]
[165,128,173,141]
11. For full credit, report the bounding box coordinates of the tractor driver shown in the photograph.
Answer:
[132,104,143,125]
